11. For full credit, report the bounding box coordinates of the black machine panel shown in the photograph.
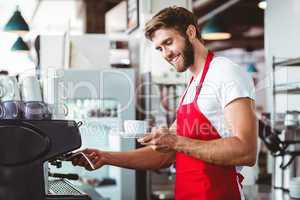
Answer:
[0,119,88,200]
[0,124,49,165]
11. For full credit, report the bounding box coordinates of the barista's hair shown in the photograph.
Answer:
[144,6,202,40]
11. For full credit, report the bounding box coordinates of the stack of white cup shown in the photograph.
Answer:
[0,76,21,102]
[20,76,51,120]
[0,76,22,119]
[20,76,43,102]
[0,75,51,120]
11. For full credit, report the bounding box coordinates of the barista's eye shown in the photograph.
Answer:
[165,39,172,45]
[156,47,162,52]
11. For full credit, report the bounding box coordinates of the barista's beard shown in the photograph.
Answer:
[178,38,194,72]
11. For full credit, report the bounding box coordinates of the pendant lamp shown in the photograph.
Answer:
[247,63,258,73]
[11,37,29,52]
[201,17,231,40]
[4,6,29,35]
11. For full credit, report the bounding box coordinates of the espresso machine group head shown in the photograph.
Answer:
[0,119,91,200]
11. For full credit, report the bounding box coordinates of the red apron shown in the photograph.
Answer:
[175,51,244,200]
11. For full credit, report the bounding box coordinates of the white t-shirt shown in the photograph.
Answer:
[182,56,255,139]
[180,56,253,197]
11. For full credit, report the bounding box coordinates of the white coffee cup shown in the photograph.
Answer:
[20,76,43,102]
[123,120,147,137]
[0,76,21,101]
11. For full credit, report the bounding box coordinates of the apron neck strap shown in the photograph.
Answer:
[179,76,194,106]
[194,51,214,100]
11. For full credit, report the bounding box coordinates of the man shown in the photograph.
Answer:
[72,6,257,200]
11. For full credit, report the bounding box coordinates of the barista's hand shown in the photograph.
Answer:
[138,127,178,153]
[71,148,106,171]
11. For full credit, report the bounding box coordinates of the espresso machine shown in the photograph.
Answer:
[0,119,91,200]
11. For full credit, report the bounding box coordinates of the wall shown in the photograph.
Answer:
[40,34,110,70]
[105,1,127,33]
[265,0,300,113]
[265,0,300,183]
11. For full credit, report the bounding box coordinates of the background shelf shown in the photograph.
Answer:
[274,82,300,94]
[275,88,300,94]
[274,57,300,67]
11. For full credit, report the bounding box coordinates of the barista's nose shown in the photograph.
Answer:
[162,47,173,61]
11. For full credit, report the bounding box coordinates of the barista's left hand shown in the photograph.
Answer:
[137,127,178,153]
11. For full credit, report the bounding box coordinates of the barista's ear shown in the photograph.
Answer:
[186,25,197,42]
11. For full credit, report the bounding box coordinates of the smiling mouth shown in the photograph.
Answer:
[170,55,180,65]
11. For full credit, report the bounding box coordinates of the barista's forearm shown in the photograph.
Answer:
[174,135,256,166]
[102,146,175,170]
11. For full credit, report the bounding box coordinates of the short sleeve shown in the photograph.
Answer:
[211,57,256,108]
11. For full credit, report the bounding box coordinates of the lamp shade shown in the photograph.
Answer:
[247,63,258,73]
[4,7,29,35]
[11,37,29,52]
[201,17,231,40]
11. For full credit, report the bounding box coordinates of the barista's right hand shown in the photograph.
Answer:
[71,148,107,171]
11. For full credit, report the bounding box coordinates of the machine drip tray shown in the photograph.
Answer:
[47,179,91,200]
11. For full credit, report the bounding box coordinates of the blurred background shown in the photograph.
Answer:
[0,0,300,200]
